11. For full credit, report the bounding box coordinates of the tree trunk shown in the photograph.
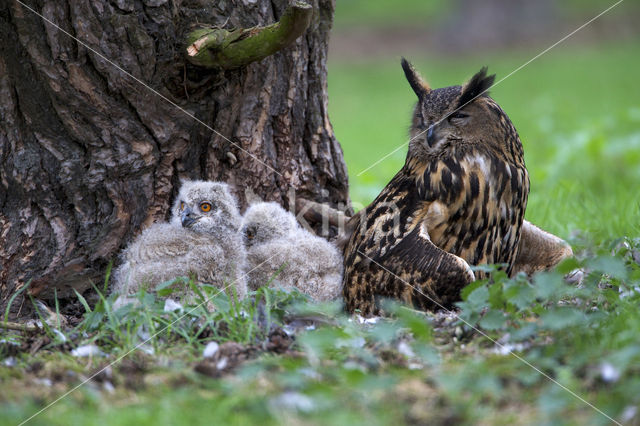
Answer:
[0,0,349,318]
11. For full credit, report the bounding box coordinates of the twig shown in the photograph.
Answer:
[0,321,42,333]
[295,198,349,228]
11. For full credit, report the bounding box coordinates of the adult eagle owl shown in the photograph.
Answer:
[342,59,570,316]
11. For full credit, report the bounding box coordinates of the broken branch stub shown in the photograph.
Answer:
[295,197,348,229]
[186,2,313,69]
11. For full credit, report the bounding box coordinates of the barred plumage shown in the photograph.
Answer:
[343,60,533,315]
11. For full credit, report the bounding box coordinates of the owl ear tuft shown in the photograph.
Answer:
[457,67,495,108]
[401,58,430,99]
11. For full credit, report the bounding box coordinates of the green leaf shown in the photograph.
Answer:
[299,327,353,361]
[533,272,565,300]
[509,322,537,341]
[455,301,481,325]
[369,321,399,344]
[538,385,570,415]
[460,280,486,300]
[608,345,640,372]
[85,311,105,330]
[390,306,433,341]
[467,286,489,308]
[412,342,440,365]
[540,306,585,330]
[588,256,628,280]
[555,256,581,274]
[504,281,536,310]
[479,310,506,330]
[488,281,506,309]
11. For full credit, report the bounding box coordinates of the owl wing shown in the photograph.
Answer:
[348,221,474,313]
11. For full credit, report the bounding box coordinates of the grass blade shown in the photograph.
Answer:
[3,280,31,324]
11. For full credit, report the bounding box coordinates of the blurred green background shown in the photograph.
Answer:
[327,0,640,244]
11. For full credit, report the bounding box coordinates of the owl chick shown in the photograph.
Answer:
[343,59,569,316]
[112,181,247,308]
[240,202,343,302]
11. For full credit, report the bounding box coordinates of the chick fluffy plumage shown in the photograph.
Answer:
[112,181,247,308]
[240,202,343,301]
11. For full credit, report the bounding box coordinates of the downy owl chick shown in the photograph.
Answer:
[112,180,247,308]
[240,202,343,302]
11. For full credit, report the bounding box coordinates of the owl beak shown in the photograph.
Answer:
[181,207,198,228]
[426,125,436,146]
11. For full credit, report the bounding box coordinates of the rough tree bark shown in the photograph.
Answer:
[0,0,350,317]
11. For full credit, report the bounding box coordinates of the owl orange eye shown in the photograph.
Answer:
[180,202,185,211]
[200,202,212,212]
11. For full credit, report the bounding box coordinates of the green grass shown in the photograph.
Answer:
[333,0,450,29]
[331,0,622,31]
[3,242,640,424]
[328,39,640,242]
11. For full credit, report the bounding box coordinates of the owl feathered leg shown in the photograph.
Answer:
[512,220,573,275]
